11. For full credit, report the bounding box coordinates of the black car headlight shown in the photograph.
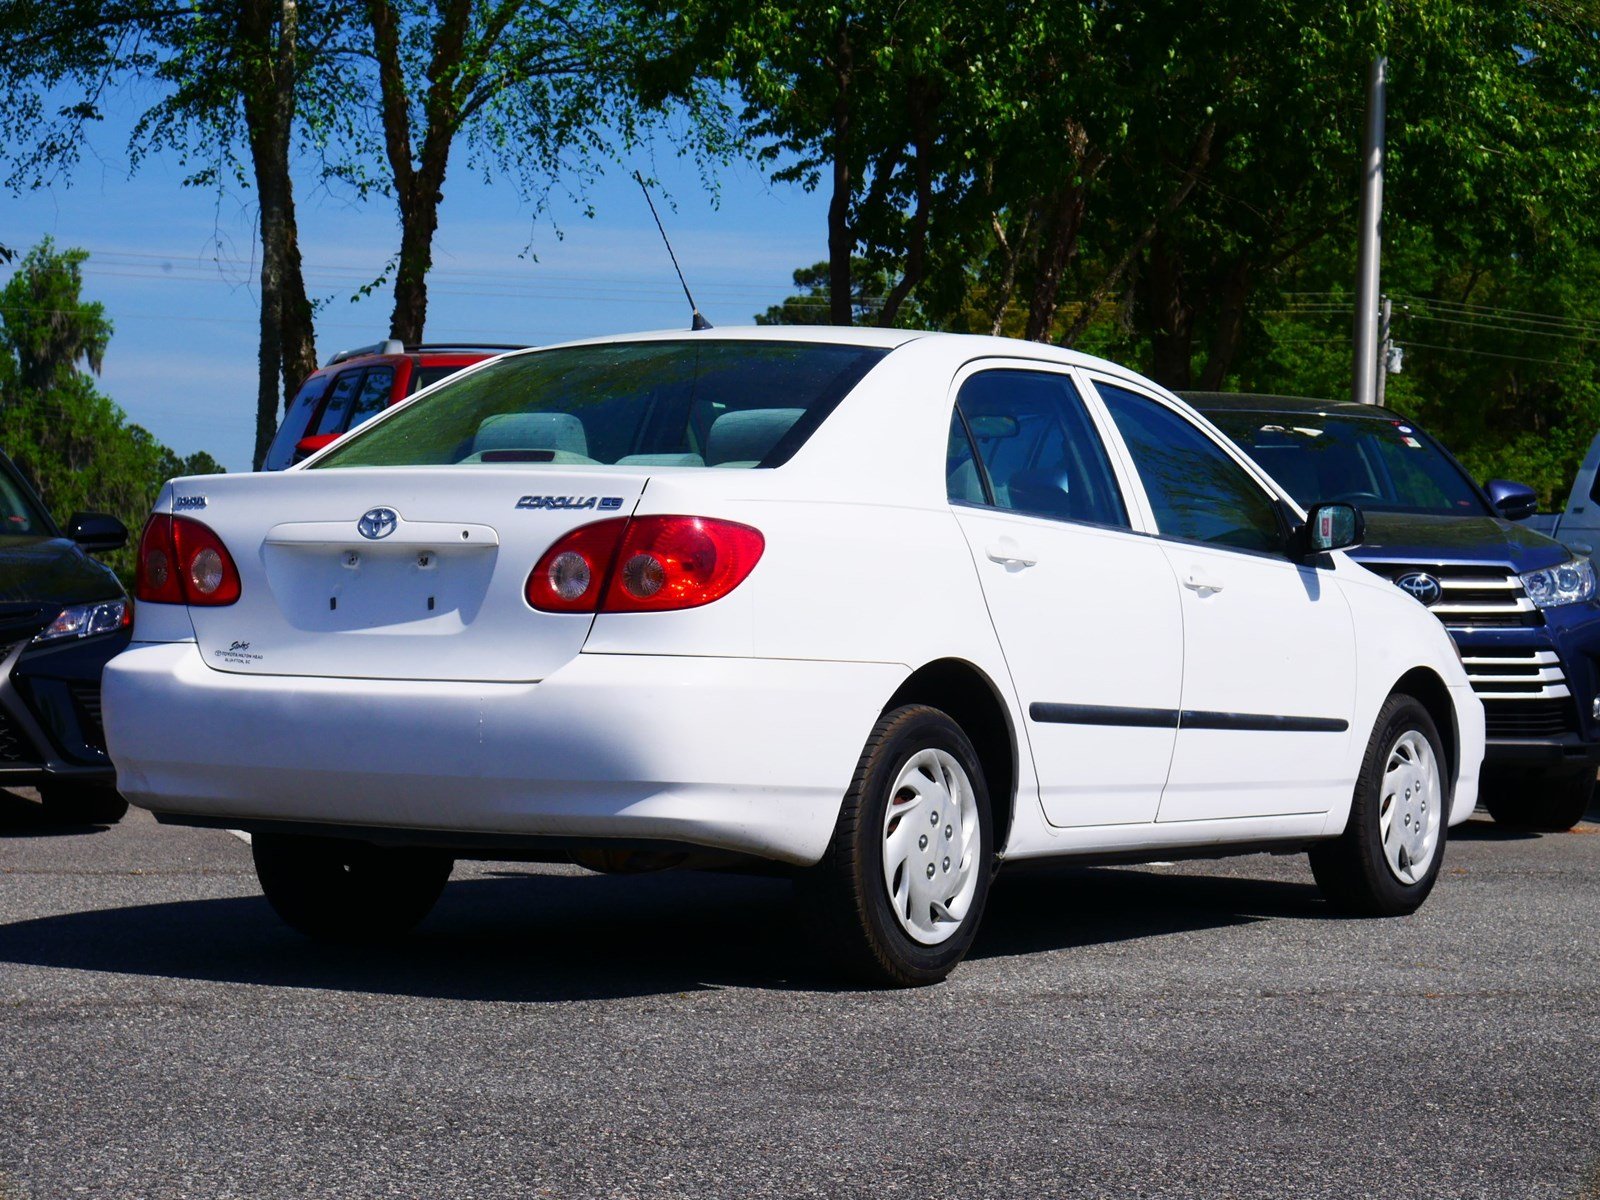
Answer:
[1519,558,1597,610]
[32,599,132,644]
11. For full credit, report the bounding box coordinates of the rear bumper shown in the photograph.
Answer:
[103,642,906,866]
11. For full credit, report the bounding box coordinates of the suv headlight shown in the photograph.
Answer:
[32,599,131,644]
[1519,558,1597,610]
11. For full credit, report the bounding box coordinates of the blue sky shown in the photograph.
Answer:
[3,120,831,472]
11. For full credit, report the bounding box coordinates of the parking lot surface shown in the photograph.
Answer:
[0,789,1596,1200]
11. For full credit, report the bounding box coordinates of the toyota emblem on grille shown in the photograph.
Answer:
[357,507,399,540]
[1395,572,1443,606]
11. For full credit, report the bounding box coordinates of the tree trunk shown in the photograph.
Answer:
[1143,233,1194,389]
[238,0,310,469]
[1197,259,1252,389]
[369,0,470,346]
[826,21,854,326]
[877,82,936,328]
[1023,131,1096,342]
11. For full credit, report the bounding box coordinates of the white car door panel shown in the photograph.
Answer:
[955,508,1183,826]
[1157,543,1356,821]
[1091,377,1359,822]
[947,364,1184,827]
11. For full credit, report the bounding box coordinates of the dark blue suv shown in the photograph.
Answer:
[1190,393,1600,832]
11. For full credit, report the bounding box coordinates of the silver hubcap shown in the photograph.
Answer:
[1379,730,1442,885]
[881,748,980,945]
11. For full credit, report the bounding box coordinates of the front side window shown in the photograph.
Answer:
[949,370,1128,528]
[1097,383,1284,554]
[314,341,888,470]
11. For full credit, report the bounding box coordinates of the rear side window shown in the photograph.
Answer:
[345,367,395,432]
[950,370,1128,528]
[313,341,888,470]
[262,375,332,471]
[1097,383,1285,554]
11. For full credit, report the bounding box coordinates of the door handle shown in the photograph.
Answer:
[1183,571,1225,595]
[985,542,1037,569]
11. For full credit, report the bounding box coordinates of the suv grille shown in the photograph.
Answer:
[1360,562,1540,628]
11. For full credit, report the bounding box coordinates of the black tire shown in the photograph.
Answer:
[251,832,453,942]
[1310,693,1448,917]
[37,781,128,825]
[804,704,994,987]
[1482,768,1595,833]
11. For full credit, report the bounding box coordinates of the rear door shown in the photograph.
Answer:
[1091,379,1357,822]
[948,364,1183,827]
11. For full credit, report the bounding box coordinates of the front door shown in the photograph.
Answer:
[1093,380,1358,822]
[947,366,1184,827]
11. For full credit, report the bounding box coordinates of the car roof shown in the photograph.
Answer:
[1180,391,1411,422]
[499,326,1155,383]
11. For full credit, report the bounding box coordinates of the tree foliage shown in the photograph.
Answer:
[0,241,223,580]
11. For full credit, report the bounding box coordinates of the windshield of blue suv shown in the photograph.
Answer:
[1204,411,1488,516]
[311,340,889,470]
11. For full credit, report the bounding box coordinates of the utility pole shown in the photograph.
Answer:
[1353,56,1387,405]
[1376,295,1392,407]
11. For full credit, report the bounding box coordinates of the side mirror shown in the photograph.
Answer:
[1299,502,1364,557]
[293,433,340,463]
[66,511,128,553]
[1485,478,1538,521]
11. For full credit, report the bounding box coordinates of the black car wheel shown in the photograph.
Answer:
[252,832,454,942]
[38,781,128,825]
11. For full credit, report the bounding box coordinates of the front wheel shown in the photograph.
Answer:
[1310,694,1448,916]
[252,833,453,942]
[1482,768,1594,833]
[804,705,994,987]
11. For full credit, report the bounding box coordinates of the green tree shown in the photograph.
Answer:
[0,0,363,466]
[346,0,735,344]
[0,240,223,580]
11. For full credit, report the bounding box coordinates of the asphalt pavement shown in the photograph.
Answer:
[0,787,1597,1200]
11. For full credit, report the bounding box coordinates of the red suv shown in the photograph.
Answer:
[262,341,523,471]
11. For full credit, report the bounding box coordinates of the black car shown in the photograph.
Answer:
[0,450,132,823]
[1189,392,1600,832]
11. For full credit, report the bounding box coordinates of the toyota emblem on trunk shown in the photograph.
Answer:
[357,507,399,540]
[1395,572,1443,605]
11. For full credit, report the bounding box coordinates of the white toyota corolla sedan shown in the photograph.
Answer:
[103,328,1484,985]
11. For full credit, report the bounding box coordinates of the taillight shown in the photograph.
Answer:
[526,515,764,614]
[524,518,629,612]
[135,514,242,606]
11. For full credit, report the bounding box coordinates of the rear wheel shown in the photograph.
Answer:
[252,833,453,942]
[1482,767,1595,832]
[38,781,128,825]
[1310,694,1447,916]
[804,705,993,987]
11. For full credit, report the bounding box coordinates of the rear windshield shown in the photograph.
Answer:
[1205,410,1488,516]
[312,340,888,470]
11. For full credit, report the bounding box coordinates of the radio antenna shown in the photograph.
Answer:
[635,173,711,331]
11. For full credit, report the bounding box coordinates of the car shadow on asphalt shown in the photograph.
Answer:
[0,857,1322,1002]
[0,789,114,839]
